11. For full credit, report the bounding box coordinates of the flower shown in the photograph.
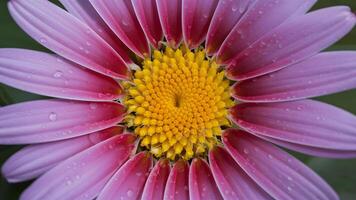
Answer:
[0,0,356,199]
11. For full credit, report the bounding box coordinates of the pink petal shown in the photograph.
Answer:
[0,48,123,101]
[233,52,356,102]
[217,0,316,63]
[205,0,253,55]
[189,158,223,200]
[226,6,356,81]
[209,146,272,200]
[59,0,133,64]
[223,129,338,200]
[142,159,170,200]
[156,0,183,48]
[2,126,124,183]
[89,0,150,58]
[259,135,356,159]
[182,0,219,49]
[20,134,137,200]
[164,160,189,200]
[132,0,163,49]
[97,152,153,200]
[0,100,125,144]
[230,100,356,151]
[8,0,129,79]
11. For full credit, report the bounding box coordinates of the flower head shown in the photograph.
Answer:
[1,0,356,199]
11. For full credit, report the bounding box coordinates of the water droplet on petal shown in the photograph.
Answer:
[66,180,73,186]
[53,70,63,78]
[122,20,129,26]
[89,103,98,110]
[40,38,47,44]
[127,190,133,197]
[243,148,249,154]
[49,112,57,121]
[287,186,293,192]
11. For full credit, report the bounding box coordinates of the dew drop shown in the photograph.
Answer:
[56,58,64,63]
[66,180,73,186]
[89,103,98,110]
[122,19,129,26]
[53,70,63,78]
[49,112,57,121]
[127,190,134,197]
[39,38,47,44]
[243,148,249,154]
[231,6,238,12]
[268,154,273,159]
[287,186,293,192]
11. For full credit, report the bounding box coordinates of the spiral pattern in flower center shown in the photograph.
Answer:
[123,46,234,160]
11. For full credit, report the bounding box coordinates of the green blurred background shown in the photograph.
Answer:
[0,0,356,199]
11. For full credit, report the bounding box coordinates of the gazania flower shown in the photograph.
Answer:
[1,0,356,199]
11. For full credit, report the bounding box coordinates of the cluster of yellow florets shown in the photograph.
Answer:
[123,46,234,160]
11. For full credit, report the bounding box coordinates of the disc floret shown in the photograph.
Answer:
[123,46,234,160]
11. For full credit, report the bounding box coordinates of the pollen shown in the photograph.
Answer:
[123,46,234,160]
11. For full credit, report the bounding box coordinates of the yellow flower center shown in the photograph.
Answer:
[123,46,234,160]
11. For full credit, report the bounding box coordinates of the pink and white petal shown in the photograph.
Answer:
[8,0,129,79]
[2,126,124,183]
[189,158,223,200]
[97,152,153,200]
[142,159,170,200]
[182,0,219,49]
[209,146,272,200]
[132,0,163,49]
[233,52,356,102]
[230,100,356,151]
[259,135,356,159]
[20,134,137,200]
[156,0,183,48]
[205,0,253,55]
[59,0,133,64]
[89,0,149,58]
[0,100,125,144]
[164,160,189,200]
[217,0,316,63]
[0,49,122,101]
[226,6,356,81]
[223,129,338,200]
